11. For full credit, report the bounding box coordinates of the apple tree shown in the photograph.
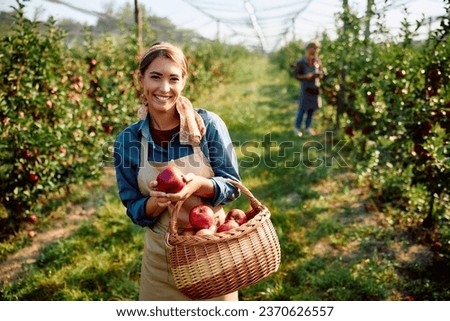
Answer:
[0,4,103,230]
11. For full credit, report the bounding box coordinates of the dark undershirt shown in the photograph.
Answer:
[150,125,180,148]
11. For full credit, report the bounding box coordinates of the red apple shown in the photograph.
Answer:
[217,219,239,233]
[432,241,442,250]
[196,228,214,235]
[181,227,196,236]
[189,204,214,230]
[156,165,186,193]
[28,230,36,238]
[102,123,113,135]
[245,208,258,220]
[225,208,247,225]
[28,173,39,184]
[23,149,33,159]
[345,126,354,137]
[29,214,37,224]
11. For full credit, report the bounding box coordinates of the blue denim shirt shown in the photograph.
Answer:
[114,109,241,227]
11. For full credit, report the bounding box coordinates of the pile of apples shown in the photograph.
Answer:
[181,204,258,236]
[155,164,258,237]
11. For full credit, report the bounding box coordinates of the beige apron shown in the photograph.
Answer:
[137,136,238,301]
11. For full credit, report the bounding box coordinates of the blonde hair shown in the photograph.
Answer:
[139,42,188,78]
[306,41,320,50]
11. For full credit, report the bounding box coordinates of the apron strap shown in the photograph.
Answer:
[192,145,213,177]
[140,136,149,167]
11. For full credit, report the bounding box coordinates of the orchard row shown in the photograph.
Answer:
[273,6,449,229]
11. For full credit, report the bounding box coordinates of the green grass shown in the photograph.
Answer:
[1,178,143,300]
[1,55,449,301]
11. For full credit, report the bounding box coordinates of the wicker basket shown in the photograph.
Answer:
[165,179,281,300]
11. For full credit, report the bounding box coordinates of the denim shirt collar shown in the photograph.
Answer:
[138,112,152,141]
[137,112,186,153]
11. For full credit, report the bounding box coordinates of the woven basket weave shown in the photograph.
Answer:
[166,179,281,300]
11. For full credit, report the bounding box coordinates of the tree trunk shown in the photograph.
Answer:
[336,0,349,130]
[134,0,143,53]
[364,0,374,44]
[422,193,435,228]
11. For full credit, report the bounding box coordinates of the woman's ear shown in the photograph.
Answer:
[138,72,144,85]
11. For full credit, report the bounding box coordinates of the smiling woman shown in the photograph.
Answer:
[113,42,241,301]
[138,51,186,128]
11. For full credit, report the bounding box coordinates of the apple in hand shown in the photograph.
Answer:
[189,204,214,230]
[217,219,239,233]
[225,208,247,225]
[156,165,186,193]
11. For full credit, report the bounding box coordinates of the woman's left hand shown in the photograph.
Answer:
[166,173,215,204]
[166,173,202,202]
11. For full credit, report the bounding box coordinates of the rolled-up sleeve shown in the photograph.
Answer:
[114,129,159,227]
[200,111,241,206]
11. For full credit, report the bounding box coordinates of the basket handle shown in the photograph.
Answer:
[167,179,264,236]
[225,179,264,210]
[168,200,184,236]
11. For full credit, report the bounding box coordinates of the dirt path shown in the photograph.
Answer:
[0,170,116,286]
[0,206,95,285]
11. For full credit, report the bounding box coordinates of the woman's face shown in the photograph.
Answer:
[140,56,185,113]
[306,47,318,59]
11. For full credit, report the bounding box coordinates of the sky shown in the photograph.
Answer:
[0,0,446,52]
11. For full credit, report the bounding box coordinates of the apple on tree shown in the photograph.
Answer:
[156,164,187,193]
[27,173,39,184]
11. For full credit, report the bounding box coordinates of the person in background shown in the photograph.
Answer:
[293,41,323,137]
[114,42,240,300]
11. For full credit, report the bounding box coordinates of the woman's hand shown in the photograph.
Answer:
[306,72,315,79]
[298,72,315,81]
[148,180,173,207]
[149,173,215,205]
